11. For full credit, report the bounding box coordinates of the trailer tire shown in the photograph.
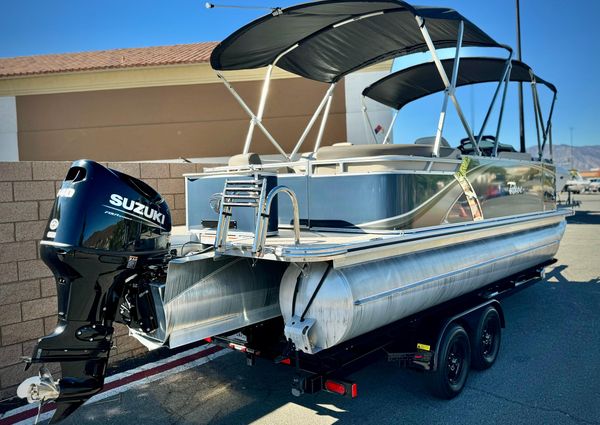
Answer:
[471,306,501,370]
[427,323,470,399]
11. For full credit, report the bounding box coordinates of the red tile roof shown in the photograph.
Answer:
[0,42,218,78]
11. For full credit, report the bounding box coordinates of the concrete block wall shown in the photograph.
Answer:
[0,160,208,400]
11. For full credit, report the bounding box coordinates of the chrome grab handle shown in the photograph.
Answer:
[253,185,301,254]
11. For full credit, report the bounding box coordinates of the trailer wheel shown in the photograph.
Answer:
[471,306,501,370]
[428,323,471,399]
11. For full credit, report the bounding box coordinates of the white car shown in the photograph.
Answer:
[564,173,590,194]
[588,178,600,192]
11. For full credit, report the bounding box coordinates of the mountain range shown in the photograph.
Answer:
[527,144,600,171]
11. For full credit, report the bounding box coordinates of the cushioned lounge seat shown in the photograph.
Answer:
[315,143,458,160]
[414,136,451,147]
[228,153,262,167]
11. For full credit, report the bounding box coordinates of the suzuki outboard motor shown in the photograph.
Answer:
[21,160,171,422]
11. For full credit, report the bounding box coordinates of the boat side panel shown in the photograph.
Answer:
[186,174,310,232]
[185,158,557,233]
[469,158,556,220]
[307,158,556,230]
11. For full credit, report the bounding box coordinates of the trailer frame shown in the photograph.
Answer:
[211,260,554,399]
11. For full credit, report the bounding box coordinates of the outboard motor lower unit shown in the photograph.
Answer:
[25,160,171,422]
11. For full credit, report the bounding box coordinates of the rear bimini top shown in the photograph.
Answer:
[210,0,505,83]
[362,57,557,110]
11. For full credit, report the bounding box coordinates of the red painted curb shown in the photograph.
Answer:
[0,345,223,425]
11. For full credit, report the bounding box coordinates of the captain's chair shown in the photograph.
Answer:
[414,136,451,148]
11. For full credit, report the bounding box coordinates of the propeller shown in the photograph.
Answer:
[17,367,60,424]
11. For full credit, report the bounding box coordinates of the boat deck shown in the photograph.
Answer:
[188,210,570,268]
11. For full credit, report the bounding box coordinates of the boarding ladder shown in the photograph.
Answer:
[214,176,300,255]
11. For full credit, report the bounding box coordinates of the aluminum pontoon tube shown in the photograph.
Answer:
[130,252,288,350]
[280,220,566,354]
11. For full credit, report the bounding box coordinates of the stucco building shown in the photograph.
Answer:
[0,42,391,163]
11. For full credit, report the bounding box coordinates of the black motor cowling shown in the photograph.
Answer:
[28,160,171,422]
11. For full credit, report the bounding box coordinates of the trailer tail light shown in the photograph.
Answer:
[228,342,247,352]
[324,380,357,398]
[351,383,358,398]
[204,337,212,343]
[324,380,346,395]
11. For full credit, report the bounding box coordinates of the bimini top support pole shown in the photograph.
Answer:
[216,72,290,160]
[493,63,512,157]
[548,121,554,161]
[242,43,298,154]
[382,109,399,144]
[416,18,479,156]
[540,93,557,161]
[290,83,336,159]
[313,87,335,152]
[361,96,378,144]
[477,55,513,147]
[529,75,543,158]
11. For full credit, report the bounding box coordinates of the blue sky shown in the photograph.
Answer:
[0,0,598,148]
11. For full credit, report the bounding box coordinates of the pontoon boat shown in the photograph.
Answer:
[17,1,568,422]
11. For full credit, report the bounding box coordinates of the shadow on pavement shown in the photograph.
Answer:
[566,209,600,225]
[545,264,600,285]
[60,350,436,425]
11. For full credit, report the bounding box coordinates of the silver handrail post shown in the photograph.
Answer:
[382,109,399,144]
[290,83,336,159]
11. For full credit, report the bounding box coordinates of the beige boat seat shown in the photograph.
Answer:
[314,140,460,174]
[228,153,262,167]
[414,136,451,148]
[315,142,458,161]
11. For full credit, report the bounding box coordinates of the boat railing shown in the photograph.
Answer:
[214,177,301,255]
[253,186,300,253]
[200,154,463,176]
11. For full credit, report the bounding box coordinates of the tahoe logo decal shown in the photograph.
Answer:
[106,193,166,227]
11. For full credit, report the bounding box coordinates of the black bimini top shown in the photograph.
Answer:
[363,57,557,110]
[210,0,505,83]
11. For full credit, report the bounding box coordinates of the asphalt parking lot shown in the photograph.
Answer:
[36,195,600,424]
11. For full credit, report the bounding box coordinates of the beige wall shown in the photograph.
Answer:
[16,78,346,161]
